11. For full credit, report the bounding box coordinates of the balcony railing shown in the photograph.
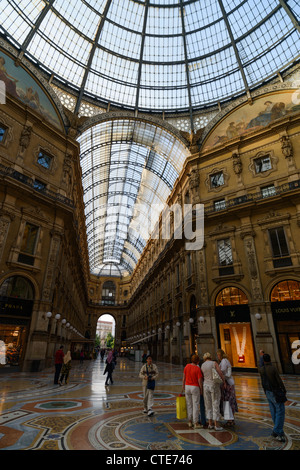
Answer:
[205,179,300,215]
[0,163,74,208]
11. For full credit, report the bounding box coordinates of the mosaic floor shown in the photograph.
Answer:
[0,356,300,454]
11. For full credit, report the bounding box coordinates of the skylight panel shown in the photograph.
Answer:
[53,0,100,38]
[107,0,145,32]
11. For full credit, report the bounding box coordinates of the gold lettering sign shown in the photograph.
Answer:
[4,303,23,310]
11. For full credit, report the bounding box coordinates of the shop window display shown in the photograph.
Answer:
[271,280,300,374]
[216,286,248,306]
[219,323,256,369]
[0,276,34,368]
[271,280,300,302]
[216,286,256,369]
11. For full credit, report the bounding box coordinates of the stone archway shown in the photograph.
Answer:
[96,313,116,349]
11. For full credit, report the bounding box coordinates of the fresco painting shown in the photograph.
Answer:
[204,90,300,150]
[0,50,62,129]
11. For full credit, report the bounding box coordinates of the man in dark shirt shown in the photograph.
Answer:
[54,345,64,384]
[258,353,287,442]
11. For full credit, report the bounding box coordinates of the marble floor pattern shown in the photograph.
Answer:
[0,356,300,451]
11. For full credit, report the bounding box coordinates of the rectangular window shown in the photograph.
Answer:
[20,223,39,255]
[261,185,276,198]
[186,253,192,277]
[0,124,7,143]
[217,238,233,266]
[268,227,289,258]
[33,179,46,191]
[37,150,52,169]
[176,264,180,285]
[210,172,224,188]
[214,199,226,211]
[254,155,272,173]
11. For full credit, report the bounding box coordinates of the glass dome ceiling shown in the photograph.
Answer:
[1,0,299,278]
[0,0,299,115]
[78,119,189,277]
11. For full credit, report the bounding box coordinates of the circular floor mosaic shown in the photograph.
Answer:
[75,409,294,451]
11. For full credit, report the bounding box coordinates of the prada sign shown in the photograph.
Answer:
[0,296,33,318]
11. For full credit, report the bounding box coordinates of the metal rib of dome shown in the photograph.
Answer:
[0,0,299,115]
[77,119,189,277]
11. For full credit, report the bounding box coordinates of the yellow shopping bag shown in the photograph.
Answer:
[176,395,187,419]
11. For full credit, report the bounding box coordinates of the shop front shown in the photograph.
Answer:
[0,276,34,370]
[215,286,256,370]
[271,280,300,375]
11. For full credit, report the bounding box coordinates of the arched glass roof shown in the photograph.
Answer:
[77,119,189,277]
[1,0,299,116]
[1,0,299,278]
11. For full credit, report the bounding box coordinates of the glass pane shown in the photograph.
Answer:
[21,223,39,255]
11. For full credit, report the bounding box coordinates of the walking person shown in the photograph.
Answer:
[104,349,115,385]
[139,355,159,417]
[217,349,238,426]
[201,352,225,431]
[181,354,203,429]
[54,345,64,384]
[258,349,265,367]
[259,353,287,442]
[80,349,84,364]
[59,350,72,385]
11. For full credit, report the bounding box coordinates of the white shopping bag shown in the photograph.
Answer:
[223,401,233,420]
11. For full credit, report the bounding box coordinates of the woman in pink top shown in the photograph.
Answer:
[181,354,203,429]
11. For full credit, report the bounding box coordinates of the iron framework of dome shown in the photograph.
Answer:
[1,0,300,277]
[1,0,299,117]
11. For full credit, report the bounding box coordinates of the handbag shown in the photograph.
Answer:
[225,364,232,379]
[147,379,155,390]
[146,365,155,390]
[273,388,287,403]
[176,395,187,419]
[223,401,233,420]
[212,363,223,384]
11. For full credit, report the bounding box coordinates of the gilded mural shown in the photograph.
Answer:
[0,50,62,129]
[204,90,300,150]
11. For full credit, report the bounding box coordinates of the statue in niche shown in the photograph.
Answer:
[232,152,243,175]
[62,155,73,193]
[18,125,32,156]
[281,135,293,159]
[189,168,200,190]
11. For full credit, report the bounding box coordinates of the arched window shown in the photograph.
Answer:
[0,276,34,300]
[101,281,116,305]
[216,286,248,306]
[270,280,300,302]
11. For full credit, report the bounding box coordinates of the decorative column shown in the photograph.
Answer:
[0,211,14,262]
[26,230,62,371]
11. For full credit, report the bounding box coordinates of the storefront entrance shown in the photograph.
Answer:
[215,287,256,370]
[0,276,34,370]
[271,280,300,375]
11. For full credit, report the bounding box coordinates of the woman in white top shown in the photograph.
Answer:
[217,349,238,426]
[201,352,225,431]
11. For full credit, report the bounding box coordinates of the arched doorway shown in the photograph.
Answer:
[215,286,256,370]
[97,314,116,350]
[0,276,34,369]
[270,279,300,374]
